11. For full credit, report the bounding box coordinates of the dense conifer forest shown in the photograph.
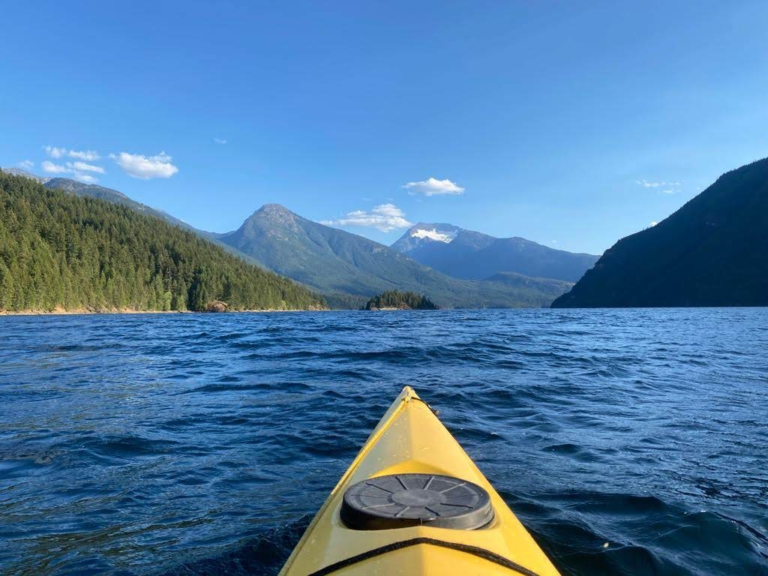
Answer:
[0,173,324,312]
[363,290,439,310]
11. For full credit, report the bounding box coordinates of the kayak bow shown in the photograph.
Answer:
[280,386,560,575]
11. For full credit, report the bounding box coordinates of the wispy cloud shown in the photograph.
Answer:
[75,174,98,184]
[636,179,682,194]
[68,150,100,161]
[44,146,67,159]
[214,138,227,145]
[403,177,465,197]
[636,179,681,188]
[70,161,105,174]
[44,146,100,161]
[42,160,103,183]
[42,161,70,174]
[322,203,412,232]
[18,160,34,170]
[110,151,178,179]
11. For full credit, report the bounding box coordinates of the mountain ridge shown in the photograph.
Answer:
[552,157,768,307]
[2,168,575,309]
[217,205,572,309]
[391,222,599,282]
[1,168,263,266]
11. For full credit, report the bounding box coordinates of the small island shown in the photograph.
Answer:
[362,290,439,311]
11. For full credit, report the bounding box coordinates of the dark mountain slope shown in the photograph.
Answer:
[0,173,323,312]
[391,223,598,282]
[552,157,768,308]
[217,205,570,308]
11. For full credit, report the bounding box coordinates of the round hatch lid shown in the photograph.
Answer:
[341,473,494,530]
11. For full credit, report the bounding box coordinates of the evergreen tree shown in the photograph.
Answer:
[0,173,325,312]
[363,290,438,310]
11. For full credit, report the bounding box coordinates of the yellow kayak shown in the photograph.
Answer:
[280,387,561,575]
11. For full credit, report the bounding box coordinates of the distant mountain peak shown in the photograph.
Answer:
[1,167,52,184]
[391,220,599,283]
[392,223,464,253]
[249,204,301,226]
[412,228,454,243]
[44,177,130,200]
[229,204,304,241]
[259,203,291,213]
[253,203,302,219]
[216,208,571,309]
[409,224,458,244]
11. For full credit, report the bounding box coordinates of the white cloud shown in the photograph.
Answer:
[411,228,455,243]
[41,160,101,183]
[70,161,105,174]
[42,161,70,174]
[74,173,98,184]
[322,203,412,232]
[214,138,227,145]
[18,160,34,170]
[403,177,465,197]
[650,221,658,227]
[110,151,179,179]
[68,150,100,161]
[44,146,100,161]
[44,146,67,159]
[636,179,681,194]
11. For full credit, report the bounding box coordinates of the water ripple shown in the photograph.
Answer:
[0,309,767,575]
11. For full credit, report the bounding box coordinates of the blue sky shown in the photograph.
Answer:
[2,1,767,255]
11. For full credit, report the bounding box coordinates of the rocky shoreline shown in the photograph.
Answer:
[0,308,327,316]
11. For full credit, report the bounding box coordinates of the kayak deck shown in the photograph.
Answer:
[280,387,560,575]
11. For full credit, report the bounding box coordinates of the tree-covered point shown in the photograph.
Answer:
[0,173,325,312]
[363,290,439,310]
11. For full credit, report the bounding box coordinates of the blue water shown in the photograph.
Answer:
[0,309,767,575]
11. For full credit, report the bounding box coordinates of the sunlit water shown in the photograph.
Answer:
[1,309,767,575]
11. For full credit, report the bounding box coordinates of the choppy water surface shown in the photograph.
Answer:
[0,309,767,575]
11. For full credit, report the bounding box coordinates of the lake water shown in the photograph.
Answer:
[0,309,766,575]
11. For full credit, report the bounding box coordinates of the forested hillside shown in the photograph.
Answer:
[0,168,264,266]
[0,173,324,312]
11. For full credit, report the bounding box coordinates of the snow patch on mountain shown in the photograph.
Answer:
[411,228,456,243]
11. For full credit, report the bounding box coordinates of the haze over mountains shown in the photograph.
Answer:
[391,223,599,282]
[553,157,768,307]
[5,154,768,310]
[214,205,572,309]
[2,168,575,309]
